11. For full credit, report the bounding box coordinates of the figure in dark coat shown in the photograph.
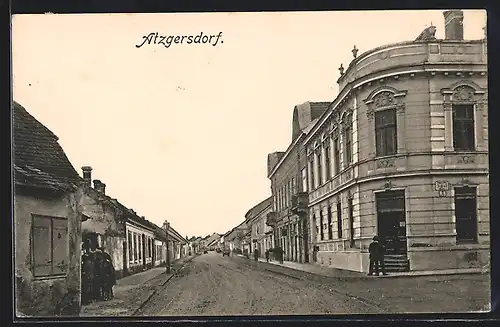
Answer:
[81,249,96,305]
[93,248,106,301]
[253,248,259,261]
[368,235,387,276]
[98,247,116,300]
[265,250,270,262]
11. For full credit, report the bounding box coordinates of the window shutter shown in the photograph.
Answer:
[52,218,69,275]
[32,216,52,277]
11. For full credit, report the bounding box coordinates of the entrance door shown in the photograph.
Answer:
[303,219,309,263]
[376,190,407,255]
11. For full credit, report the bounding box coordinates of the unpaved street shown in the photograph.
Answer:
[137,252,490,316]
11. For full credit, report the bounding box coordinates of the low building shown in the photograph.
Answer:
[13,102,84,317]
[78,167,128,279]
[226,221,247,254]
[303,10,489,273]
[245,196,274,257]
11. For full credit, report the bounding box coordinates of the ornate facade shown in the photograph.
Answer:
[303,11,489,272]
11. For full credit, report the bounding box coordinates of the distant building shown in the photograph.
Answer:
[245,196,274,257]
[303,10,489,273]
[13,102,84,317]
[266,101,329,263]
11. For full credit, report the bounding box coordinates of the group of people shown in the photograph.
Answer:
[81,240,117,305]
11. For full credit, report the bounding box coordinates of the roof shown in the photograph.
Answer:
[291,101,330,140]
[244,196,273,222]
[13,102,81,191]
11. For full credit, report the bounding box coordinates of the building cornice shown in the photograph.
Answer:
[268,132,304,179]
[303,64,487,147]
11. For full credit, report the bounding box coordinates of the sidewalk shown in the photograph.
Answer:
[80,255,196,317]
[246,256,487,279]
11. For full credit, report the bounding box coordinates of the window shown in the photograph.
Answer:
[334,136,341,175]
[31,215,68,277]
[128,232,133,262]
[336,201,343,239]
[319,211,324,240]
[301,168,308,192]
[325,143,331,180]
[309,157,315,190]
[453,104,475,151]
[348,198,355,247]
[138,235,142,261]
[375,109,397,157]
[454,186,478,243]
[317,151,323,187]
[344,115,353,165]
[327,206,333,239]
[133,234,138,261]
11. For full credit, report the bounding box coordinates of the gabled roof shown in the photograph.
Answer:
[244,196,273,222]
[291,101,330,140]
[13,102,81,191]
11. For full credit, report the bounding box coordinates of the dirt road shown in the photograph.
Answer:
[137,252,490,316]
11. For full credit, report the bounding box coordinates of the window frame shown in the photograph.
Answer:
[317,151,323,187]
[454,186,479,244]
[327,206,333,240]
[375,108,398,157]
[343,114,353,166]
[452,103,475,151]
[31,214,69,279]
[336,201,343,239]
[333,135,341,175]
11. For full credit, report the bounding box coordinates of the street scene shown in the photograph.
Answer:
[135,252,489,316]
[12,9,490,319]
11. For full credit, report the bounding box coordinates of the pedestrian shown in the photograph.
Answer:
[98,247,116,300]
[93,246,105,301]
[265,249,270,263]
[253,248,259,261]
[81,240,95,305]
[368,235,387,276]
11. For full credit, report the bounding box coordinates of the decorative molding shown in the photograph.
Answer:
[376,158,395,168]
[457,154,475,164]
[364,86,408,120]
[382,180,392,190]
[434,180,450,197]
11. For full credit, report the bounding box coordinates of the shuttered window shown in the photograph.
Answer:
[31,214,69,278]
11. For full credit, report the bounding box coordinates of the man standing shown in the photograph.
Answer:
[98,247,116,300]
[368,235,387,276]
[265,249,270,263]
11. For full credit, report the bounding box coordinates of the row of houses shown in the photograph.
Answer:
[13,102,188,317]
[187,233,223,254]
[228,10,490,274]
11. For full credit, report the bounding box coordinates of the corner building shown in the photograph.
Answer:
[304,11,489,273]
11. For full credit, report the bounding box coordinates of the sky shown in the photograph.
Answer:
[12,10,486,238]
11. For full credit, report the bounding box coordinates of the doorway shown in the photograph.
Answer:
[376,190,407,255]
[303,219,309,263]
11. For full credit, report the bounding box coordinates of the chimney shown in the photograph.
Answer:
[443,10,464,40]
[93,179,106,195]
[82,166,92,187]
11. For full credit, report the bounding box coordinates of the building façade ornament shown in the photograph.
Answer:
[457,154,475,164]
[441,80,487,104]
[364,86,408,120]
[376,158,395,168]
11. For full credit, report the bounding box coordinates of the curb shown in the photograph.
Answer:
[251,257,486,280]
[132,255,197,316]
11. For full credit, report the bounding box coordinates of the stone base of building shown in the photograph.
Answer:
[315,245,490,273]
[15,276,80,317]
[408,245,490,271]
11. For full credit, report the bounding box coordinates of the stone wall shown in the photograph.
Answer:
[14,190,82,317]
